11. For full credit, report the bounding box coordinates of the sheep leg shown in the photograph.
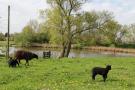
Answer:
[103,74,107,82]
[25,59,29,66]
[92,73,96,80]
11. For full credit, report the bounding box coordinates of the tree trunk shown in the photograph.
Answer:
[64,41,71,57]
[59,41,72,58]
[59,43,66,58]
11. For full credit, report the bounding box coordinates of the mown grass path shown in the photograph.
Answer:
[0,56,135,90]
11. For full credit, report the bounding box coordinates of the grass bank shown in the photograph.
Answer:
[0,56,135,90]
[0,41,15,47]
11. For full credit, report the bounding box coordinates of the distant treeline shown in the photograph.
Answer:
[1,22,135,49]
[1,11,135,48]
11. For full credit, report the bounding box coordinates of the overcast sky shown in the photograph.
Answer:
[0,0,135,33]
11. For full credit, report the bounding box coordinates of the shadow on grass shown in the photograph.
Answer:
[90,78,119,83]
[99,78,119,82]
[7,64,31,69]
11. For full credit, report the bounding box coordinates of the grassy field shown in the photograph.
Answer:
[0,56,135,90]
[0,41,15,47]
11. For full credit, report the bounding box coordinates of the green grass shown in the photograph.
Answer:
[0,56,135,90]
[0,41,15,47]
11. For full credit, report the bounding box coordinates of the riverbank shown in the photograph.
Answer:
[0,57,135,90]
[30,43,135,55]
[0,41,15,47]
[1,41,135,55]
[83,46,135,54]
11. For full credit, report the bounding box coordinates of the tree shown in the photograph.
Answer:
[0,32,5,41]
[28,20,39,32]
[97,19,121,46]
[14,25,36,46]
[75,11,120,47]
[14,20,51,46]
[44,0,84,57]
[44,0,115,58]
[120,24,135,44]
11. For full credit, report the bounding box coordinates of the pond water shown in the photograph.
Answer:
[6,47,135,58]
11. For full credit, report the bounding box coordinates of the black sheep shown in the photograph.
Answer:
[92,65,111,82]
[8,57,19,67]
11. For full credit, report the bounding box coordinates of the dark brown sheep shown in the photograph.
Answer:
[14,50,38,65]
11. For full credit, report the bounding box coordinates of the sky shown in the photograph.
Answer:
[0,0,135,33]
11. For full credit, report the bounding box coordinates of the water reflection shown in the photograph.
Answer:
[7,47,135,58]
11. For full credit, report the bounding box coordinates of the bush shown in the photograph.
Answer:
[116,44,135,48]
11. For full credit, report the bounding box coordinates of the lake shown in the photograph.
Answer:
[5,47,135,58]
